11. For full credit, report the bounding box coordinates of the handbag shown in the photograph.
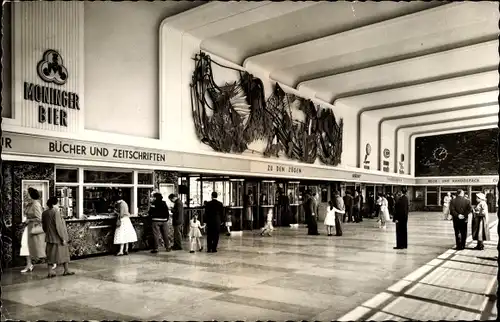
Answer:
[30,224,44,235]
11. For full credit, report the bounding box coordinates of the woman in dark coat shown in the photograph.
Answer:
[42,197,75,278]
[472,193,490,250]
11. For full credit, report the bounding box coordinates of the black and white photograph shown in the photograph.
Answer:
[0,1,498,321]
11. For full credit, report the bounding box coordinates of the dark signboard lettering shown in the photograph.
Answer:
[1,137,12,149]
[266,164,302,174]
[23,50,80,128]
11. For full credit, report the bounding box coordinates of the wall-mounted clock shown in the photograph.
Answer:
[365,143,372,155]
[432,147,448,162]
[383,148,390,159]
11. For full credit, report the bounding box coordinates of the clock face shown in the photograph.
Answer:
[433,147,448,162]
[383,149,390,159]
[365,143,372,155]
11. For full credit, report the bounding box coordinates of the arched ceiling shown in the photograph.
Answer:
[167,1,499,169]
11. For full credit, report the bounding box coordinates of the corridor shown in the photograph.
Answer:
[1,212,497,321]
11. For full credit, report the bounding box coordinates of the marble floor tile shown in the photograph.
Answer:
[405,282,488,311]
[382,296,481,321]
[419,267,496,295]
[441,259,497,275]
[152,298,300,321]
[231,284,347,309]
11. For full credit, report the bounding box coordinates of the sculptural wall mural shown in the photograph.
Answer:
[191,52,343,166]
[415,128,498,177]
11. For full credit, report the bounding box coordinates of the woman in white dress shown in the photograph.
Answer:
[324,200,345,236]
[113,196,138,256]
[21,188,47,273]
[378,194,391,229]
[189,213,205,253]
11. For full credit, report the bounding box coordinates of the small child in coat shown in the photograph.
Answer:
[260,208,274,236]
[189,214,205,253]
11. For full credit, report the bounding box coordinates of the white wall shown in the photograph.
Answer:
[84,1,202,139]
[359,113,380,170]
[1,2,12,119]
[380,122,397,172]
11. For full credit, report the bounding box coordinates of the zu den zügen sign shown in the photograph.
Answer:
[23,50,79,127]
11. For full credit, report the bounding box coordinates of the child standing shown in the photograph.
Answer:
[189,214,205,253]
[260,208,274,236]
[324,200,344,236]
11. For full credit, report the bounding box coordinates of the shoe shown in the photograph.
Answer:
[213,250,217,253]
[166,248,171,252]
[199,247,203,252]
[124,251,129,255]
[190,250,195,253]
[116,253,124,256]
[151,249,159,254]
[393,247,402,249]
[62,271,75,276]
[21,265,34,273]
[226,233,231,236]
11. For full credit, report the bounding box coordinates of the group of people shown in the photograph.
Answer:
[20,187,74,277]
[448,189,490,251]
[302,189,409,250]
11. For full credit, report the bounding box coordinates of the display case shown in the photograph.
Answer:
[56,186,77,219]
[287,181,300,205]
[229,179,244,208]
[260,181,276,206]
[137,187,153,216]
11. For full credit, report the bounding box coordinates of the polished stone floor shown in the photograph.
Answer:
[1,212,498,321]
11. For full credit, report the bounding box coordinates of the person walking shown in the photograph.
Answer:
[205,192,223,253]
[378,194,390,229]
[442,192,452,221]
[41,197,74,278]
[472,192,490,250]
[244,190,255,230]
[113,195,138,256]
[188,213,205,253]
[393,190,409,249]
[449,189,472,251]
[169,194,184,250]
[148,192,171,253]
[21,187,46,273]
[334,191,345,236]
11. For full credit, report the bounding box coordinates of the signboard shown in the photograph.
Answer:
[2,131,416,185]
[415,177,498,186]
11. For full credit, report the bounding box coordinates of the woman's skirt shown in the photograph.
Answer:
[46,243,70,264]
[27,225,46,259]
[189,227,202,238]
[114,217,138,244]
[20,227,30,257]
[324,212,336,226]
[380,207,390,223]
[472,216,490,241]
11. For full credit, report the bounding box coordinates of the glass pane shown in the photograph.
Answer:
[426,192,438,205]
[260,182,276,205]
[202,181,214,205]
[56,186,78,219]
[230,181,244,207]
[83,187,132,216]
[426,186,438,192]
[138,172,153,185]
[287,182,299,205]
[56,168,78,183]
[84,170,133,184]
[189,177,201,207]
[138,187,153,216]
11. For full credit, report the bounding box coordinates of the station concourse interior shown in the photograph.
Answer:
[0,1,499,321]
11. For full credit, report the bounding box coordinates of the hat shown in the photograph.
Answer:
[476,193,486,201]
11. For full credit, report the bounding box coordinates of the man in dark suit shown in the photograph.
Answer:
[168,194,184,250]
[353,190,361,223]
[205,192,223,253]
[449,189,472,250]
[304,191,319,235]
[393,189,409,249]
[343,191,353,223]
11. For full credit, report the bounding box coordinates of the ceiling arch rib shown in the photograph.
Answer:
[244,2,497,88]
[297,40,498,103]
[201,1,441,66]
[391,112,499,174]
[339,71,499,167]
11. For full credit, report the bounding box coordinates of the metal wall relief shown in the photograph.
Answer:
[191,52,343,166]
